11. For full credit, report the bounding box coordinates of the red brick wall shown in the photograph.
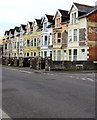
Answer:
[87,10,97,61]
[87,10,97,22]
[88,47,97,61]
[88,26,97,41]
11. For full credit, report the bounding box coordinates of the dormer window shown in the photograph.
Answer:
[33,25,36,33]
[44,22,47,31]
[74,12,77,24]
[56,18,60,27]
[71,12,77,24]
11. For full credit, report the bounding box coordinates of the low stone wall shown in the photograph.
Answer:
[30,57,41,69]
[46,61,97,70]
[2,56,97,70]
[19,57,23,67]
[2,57,6,65]
[10,57,14,66]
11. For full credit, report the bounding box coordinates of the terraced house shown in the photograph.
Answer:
[3,31,9,58]
[19,24,26,57]
[30,19,42,58]
[68,2,97,61]
[40,14,54,58]
[13,26,20,58]
[2,2,97,70]
[52,9,69,61]
[23,22,33,57]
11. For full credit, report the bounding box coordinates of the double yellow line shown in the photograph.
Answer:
[3,67,33,74]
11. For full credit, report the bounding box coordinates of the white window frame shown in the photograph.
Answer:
[73,49,77,61]
[57,50,61,61]
[57,33,61,43]
[69,49,72,61]
[68,30,72,42]
[34,38,37,47]
[54,50,56,61]
[73,29,77,41]
[54,33,56,43]
[56,18,60,27]
[44,36,47,45]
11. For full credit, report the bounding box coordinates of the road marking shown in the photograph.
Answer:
[3,67,34,74]
[0,109,10,119]
[82,78,86,80]
[87,78,94,82]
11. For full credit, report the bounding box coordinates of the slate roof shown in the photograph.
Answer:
[35,19,42,25]
[14,27,20,32]
[57,9,70,23]
[74,2,94,13]
[21,24,26,31]
[58,9,69,17]
[78,7,97,18]
[28,22,33,27]
[9,29,14,35]
[73,2,95,18]
[5,31,9,36]
[45,14,54,23]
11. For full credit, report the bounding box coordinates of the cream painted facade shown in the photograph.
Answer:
[67,4,89,61]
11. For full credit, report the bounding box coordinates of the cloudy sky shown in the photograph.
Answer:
[0,0,96,38]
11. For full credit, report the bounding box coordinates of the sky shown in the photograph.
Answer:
[0,0,96,38]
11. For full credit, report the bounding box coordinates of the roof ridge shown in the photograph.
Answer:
[45,14,54,17]
[73,2,94,8]
[58,9,69,12]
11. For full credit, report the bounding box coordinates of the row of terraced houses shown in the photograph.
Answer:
[2,2,97,70]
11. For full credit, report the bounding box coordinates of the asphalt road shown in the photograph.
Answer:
[2,66,96,118]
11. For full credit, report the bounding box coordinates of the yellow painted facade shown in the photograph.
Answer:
[23,25,41,57]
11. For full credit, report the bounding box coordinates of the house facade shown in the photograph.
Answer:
[30,19,42,58]
[23,22,33,57]
[19,24,26,58]
[2,2,97,69]
[52,9,69,61]
[3,31,9,58]
[67,3,95,61]
[13,27,20,58]
[40,14,54,59]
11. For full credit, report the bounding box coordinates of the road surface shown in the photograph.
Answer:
[2,66,96,118]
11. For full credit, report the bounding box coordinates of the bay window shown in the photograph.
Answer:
[58,33,61,43]
[74,29,77,41]
[69,30,72,42]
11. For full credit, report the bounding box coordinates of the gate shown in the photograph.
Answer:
[23,57,30,67]
[41,59,45,69]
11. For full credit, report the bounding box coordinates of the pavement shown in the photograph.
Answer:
[1,65,96,118]
[2,65,97,74]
